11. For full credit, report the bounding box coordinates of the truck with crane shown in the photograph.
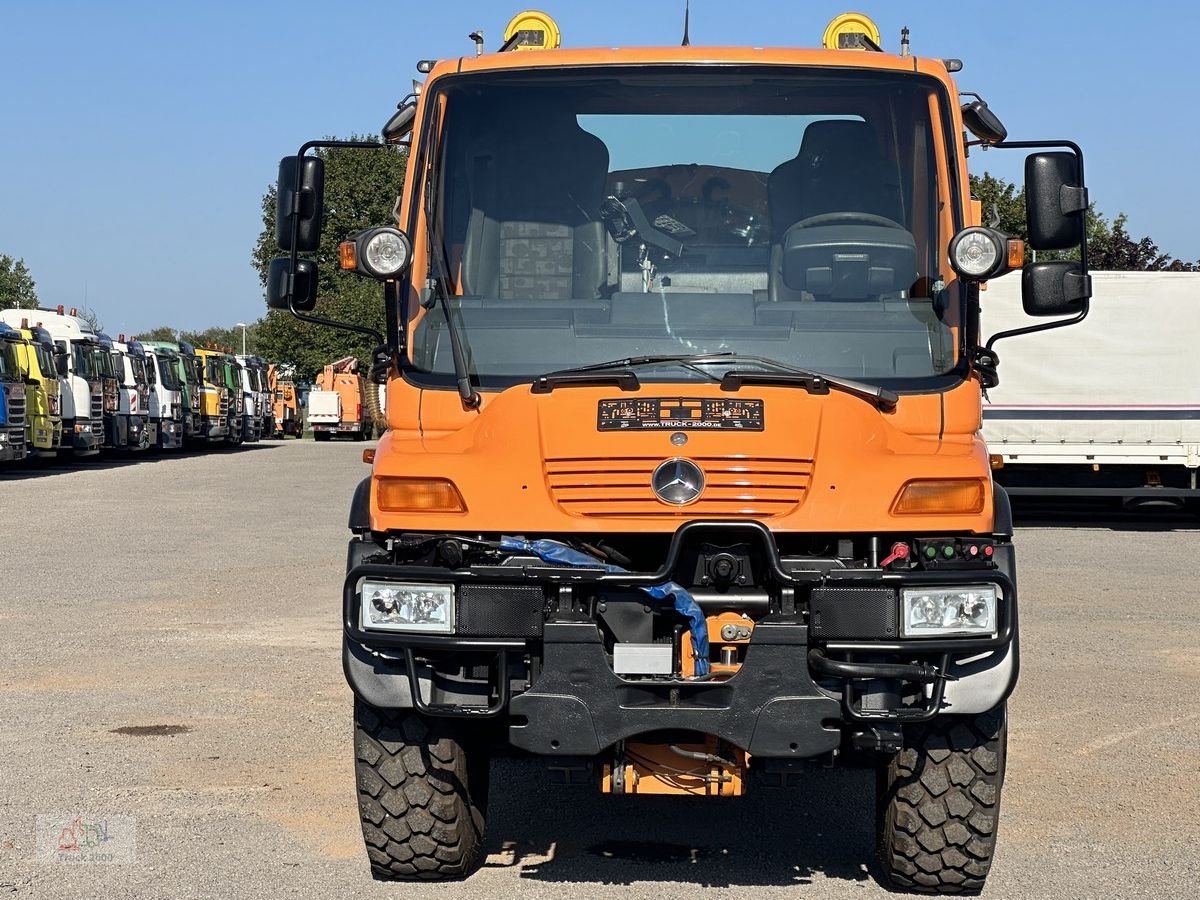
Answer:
[307,356,372,441]
[265,10,1094,892]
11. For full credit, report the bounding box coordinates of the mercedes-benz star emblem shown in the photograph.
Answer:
[652,458,705,506]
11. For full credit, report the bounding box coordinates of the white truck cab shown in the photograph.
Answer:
[3,306,103,456]
[137,341,184,450]
[106,335,148,451]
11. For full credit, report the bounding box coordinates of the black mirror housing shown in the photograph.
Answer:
[1025,152,1087,251]
[1022,261,1091,317]
[266,257,319,312]
[275,156,325,253]
[961,99,1007,144]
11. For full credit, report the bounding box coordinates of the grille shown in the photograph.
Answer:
[545,456,814,518]
[5,384,26,428]
[809,587,898,640]
[457,584,546,638]
[90,389,103,422]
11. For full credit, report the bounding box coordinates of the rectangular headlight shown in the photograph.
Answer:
[360,580,454,634]
[900,585,998,638]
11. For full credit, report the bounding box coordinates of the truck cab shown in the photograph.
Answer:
[5,306,103,456]
[143,340,201,443]
[14,323,63,457]
[267,11,1094,892]
[137,340,184,450]
[102,335,149,451]
[192,347,232,444]
[0,323,29,463]
[233,355,262,443]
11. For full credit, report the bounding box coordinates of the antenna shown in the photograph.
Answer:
[681,0,690,46]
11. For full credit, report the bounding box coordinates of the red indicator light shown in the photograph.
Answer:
[968,544,979,556]
[983,545,994,558]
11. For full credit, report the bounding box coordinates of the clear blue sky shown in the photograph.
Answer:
[2,1,1195,334]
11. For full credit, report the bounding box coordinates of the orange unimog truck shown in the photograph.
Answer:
[266,11,1092,891]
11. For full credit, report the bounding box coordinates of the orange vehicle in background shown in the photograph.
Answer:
[307,356,373,441]
[266,11,1093,891]
[268,364,301,438]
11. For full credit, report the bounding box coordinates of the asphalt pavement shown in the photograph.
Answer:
[1,441,1198,899]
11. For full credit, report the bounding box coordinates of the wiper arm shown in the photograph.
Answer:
[422,126,479,409]
[539,352,733,377]
[720,362,898,412]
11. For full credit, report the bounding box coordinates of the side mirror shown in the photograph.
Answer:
[1021,261,1090,317]
[275,155,325,253]
[961,99,1007,144]
[1025,152,1087,251]
[266,257,319,312]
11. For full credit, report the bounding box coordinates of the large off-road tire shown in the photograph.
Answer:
[876,706,1007,895]
[353,701,489,881]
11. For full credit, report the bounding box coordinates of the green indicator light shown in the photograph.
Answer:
[942,545,956,558]
[924,546,937,559]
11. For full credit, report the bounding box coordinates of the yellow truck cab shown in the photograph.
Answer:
[266,11,1094,892]
[14,323,62,457]
[192,347,232,444]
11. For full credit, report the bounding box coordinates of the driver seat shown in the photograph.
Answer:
[766,121,904,302]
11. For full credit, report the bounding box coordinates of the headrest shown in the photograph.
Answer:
[798,120,882,162]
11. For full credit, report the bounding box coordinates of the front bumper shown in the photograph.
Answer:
[0,427,26,462]
[343,522,1018,754]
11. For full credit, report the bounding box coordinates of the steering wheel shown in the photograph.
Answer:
[790,212,907,231]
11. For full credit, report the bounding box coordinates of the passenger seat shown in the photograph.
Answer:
[460,118,611,301]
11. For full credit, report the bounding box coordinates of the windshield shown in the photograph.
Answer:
[0,340,16,378]
[72,342,102,378]
[95,348,116,378]
[158,354,183,391]
[35,344,57,378]
[410,67,960,390]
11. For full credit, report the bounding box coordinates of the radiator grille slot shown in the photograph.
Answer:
[545,456,814,518]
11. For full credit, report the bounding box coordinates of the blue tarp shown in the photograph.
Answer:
[499,537,710,676]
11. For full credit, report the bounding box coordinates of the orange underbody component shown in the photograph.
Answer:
[602,738,748,797]
[681,611,755,679]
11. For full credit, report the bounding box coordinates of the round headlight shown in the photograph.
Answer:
[949,227,1005,280]
[360,228,412,278]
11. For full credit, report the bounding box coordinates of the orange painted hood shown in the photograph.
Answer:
[371,381,991,535]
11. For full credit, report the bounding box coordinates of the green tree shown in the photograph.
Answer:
[138,326,181,342]
[252,137,407,379]
[1089,214,1199,272]
[0,255,38,310]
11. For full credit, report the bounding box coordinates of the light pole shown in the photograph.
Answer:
[235,322,248,356]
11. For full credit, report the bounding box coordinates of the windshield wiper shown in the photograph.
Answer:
[532,352,897,410]
[531,353,728,393]
[717,356,898,412]
[422,122,479,409]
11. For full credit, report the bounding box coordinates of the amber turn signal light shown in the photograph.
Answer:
[376,477,466,513]
[891,479,986,516]
[362,449,375,464]
[1007,239,1025,269]
[339,240,358,270]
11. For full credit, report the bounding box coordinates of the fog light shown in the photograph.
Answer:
[360,580,454,634]
[901,585,998,637]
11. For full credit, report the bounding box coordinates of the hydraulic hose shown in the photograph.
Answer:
[364,381,386,432]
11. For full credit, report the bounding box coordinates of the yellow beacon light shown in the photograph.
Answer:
[503,10,561,51]
[823,12,882,51]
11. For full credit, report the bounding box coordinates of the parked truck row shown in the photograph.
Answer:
[0,306,305,465]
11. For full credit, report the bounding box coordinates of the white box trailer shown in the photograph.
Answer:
[982,271,1200,505]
